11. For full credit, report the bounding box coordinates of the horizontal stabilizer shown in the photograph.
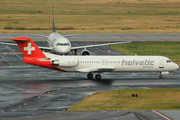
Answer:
[11,37,29,41]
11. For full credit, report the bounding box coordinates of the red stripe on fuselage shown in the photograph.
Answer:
[23,57,66,72]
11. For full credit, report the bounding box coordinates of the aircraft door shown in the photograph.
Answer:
[159,60,164,68]
[101,59,104,65]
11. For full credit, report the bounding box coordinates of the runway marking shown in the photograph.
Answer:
[7,66,35,67]
[5,45,22,60]
[39,88,59,95]
[58,93,71,95]
[152,110,171,120]
[57,99,70,101]
[86,41,107,54]
[0,55,12,66]
[0,70,57,79]
[0,52,22,54]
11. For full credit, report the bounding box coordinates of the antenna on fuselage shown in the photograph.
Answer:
[53,6,56,33]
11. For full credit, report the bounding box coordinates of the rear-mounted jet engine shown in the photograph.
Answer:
[51,59,78,67]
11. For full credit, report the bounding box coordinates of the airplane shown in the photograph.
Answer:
[11,36,179,80]
[0,7,130,55]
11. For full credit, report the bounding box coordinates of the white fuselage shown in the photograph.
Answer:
[48,33,71,55]
[45,53,179,73]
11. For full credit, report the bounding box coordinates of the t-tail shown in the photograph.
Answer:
[53,6,56,33]
[11,37,46,58]
[11,37,64,71]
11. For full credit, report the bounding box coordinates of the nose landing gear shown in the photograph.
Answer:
[159,74,163,79]
[159,72,163,79]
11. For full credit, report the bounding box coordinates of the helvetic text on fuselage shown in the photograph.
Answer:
[121,59,154,66]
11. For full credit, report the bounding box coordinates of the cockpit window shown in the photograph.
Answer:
[166,60,171,63]
[64,43,70,46]
[56,43,70,46]
[56,43,63,46]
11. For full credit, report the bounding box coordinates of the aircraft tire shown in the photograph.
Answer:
[159,74,163,79]
[95,74,101,80]
[87,73,93,79]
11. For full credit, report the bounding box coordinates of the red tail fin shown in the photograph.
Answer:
[11,37,65,71]
[11,37,46,58]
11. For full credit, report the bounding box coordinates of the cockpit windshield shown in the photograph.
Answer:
[166,60,172,63]
[56,43,70,46]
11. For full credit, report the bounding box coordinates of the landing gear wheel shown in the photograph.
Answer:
[87,73,93,79]
[95,74,101,80]
[159,74,163,79]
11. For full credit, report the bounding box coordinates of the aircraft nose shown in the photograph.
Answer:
[54,46,70,55]
[174,63,179,70]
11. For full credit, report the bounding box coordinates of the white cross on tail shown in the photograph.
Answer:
[24,43,35,55]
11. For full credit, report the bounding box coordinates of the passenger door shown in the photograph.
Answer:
[159,60,164,68]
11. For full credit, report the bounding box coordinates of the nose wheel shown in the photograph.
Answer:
[87,73,93,79]
[95,74,101,80]
[159,74,163,79]
[159,72,163,79]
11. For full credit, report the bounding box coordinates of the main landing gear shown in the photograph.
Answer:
[87,73,101,80]
[95,74,101,80]
[87,73,93,79]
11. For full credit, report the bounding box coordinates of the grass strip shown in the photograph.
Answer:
[67,88,180,111]
[1,0,180,33]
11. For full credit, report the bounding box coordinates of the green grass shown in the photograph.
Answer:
[67,88,180,111]
[0,0,180,33]
[111,42,180,65]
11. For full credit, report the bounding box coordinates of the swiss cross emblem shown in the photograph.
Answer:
[24,43,35,55]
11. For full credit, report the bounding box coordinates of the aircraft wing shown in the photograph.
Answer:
[76,66,116,73]
[71,41,131,50]
[0,42,52,50]
[30,33,79,38]
[63,34,79,37]
[30,34,48,38]
[38,46,52,50]
[0,42,18,46]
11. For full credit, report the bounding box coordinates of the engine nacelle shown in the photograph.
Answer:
[51,58,78,67]
[81,49,90,55]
